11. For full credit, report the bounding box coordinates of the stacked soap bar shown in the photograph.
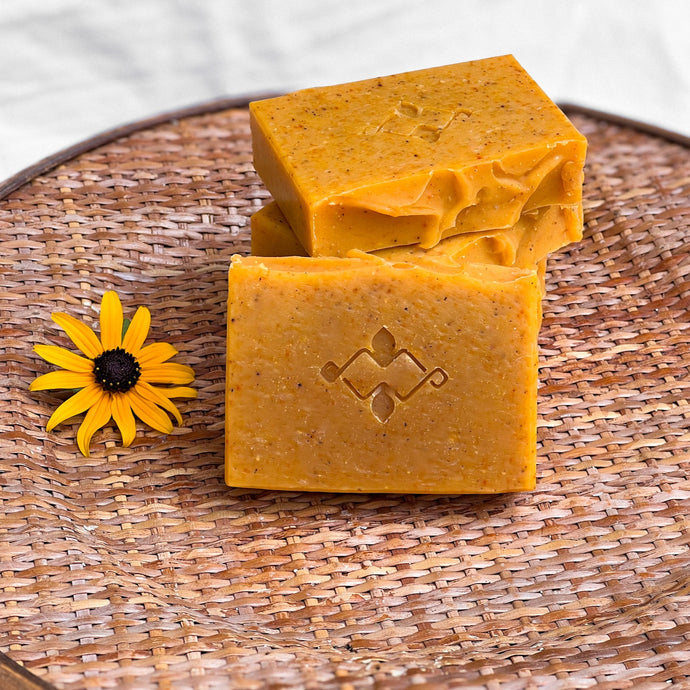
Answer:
[225,55,586,493]
[250,54,585,257]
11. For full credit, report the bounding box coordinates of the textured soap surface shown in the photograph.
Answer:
[252,198,569,272]
[250,199,548,293]
[225,255,540,494]
[250,55,587,256]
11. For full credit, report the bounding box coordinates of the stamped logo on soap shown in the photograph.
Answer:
[321,326,449,423]
[363,101,470,143]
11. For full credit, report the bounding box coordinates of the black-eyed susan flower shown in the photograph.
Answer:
[30,291,196,456]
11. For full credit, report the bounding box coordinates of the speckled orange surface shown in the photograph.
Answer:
[225,254,541,493]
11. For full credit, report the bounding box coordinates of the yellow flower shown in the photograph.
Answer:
[30,291,196,456]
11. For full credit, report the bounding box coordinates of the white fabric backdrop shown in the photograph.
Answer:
[1,0,689,182]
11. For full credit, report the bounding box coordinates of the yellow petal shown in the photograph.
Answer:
[34,344,93,373]
[141,363,195,385]
[100,291,123,351]
[122,306,151,356]
[112,393,137,447]
[128,388,174,435]
[135,381,184,425]
[45,383,104,431]
[77,392,113,457]
[52,312,103,358]
[159,386,197,399]
[136,342,178,366]
[30,370,94,391]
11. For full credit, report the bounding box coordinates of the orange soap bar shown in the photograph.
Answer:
[225,255,541,494]
[250,55,587,256]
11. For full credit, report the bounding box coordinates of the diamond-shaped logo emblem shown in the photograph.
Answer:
[363,101,470,143]
[321,327,449,423]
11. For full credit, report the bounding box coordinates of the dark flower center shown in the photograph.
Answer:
[93,347,141,393]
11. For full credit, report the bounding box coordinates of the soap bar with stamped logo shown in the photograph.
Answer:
[225,254,541,493]
[250,55,587,257]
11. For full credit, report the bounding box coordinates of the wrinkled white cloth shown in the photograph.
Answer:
[1,0,689,182]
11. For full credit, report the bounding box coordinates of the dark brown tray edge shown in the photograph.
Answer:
[0,94,273,201]
[0,99,688,204]
[560,102,690,147]
[0,652,56,690]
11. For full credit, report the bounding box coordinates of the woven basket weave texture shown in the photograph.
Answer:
[1,106,690,689]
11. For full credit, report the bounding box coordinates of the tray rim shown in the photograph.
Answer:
[2,96,690,690]
[0,94,273,202]
[0,650,55,690]
[1,100,688,203]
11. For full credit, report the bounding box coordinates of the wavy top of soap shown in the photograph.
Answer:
[250,55,587,200]
[229,253,537,287]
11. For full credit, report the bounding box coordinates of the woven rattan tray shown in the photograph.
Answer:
[1,100,690,689]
